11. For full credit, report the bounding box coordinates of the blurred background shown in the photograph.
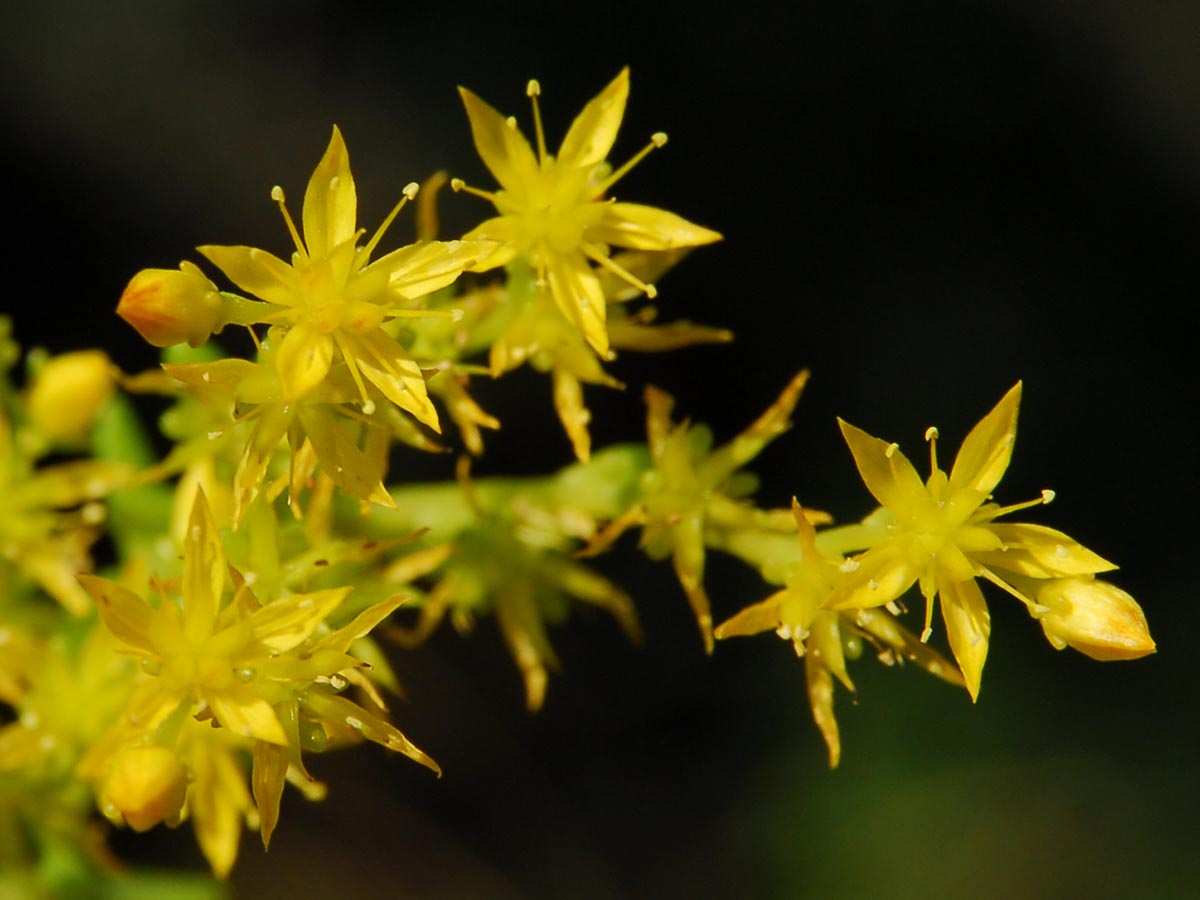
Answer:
[2,2,1196,897]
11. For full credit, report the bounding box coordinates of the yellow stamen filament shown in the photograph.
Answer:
[356,182,420,268]
[583,244,658,298]
[384,308,463,321]
[989,491,1055,519]
[270,186,307,259]
[333,333,375,411]
[977,567,1042,613]
[598,132,668,193]
[526,79,548,167]
[925,426,939,474]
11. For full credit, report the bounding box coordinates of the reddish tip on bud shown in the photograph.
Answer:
[1036,577,1156,661]
[117,261,222,348]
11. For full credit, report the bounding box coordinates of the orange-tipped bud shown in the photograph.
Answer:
[117,261,222,348]
[1036,577,1156,661]
[100,745,188,832]
[28,349,113,441]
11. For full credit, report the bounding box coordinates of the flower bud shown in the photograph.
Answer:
[117,261,222,348]
[100,745,188,832]
[1035,577,1155,661]
[28,350,113,441]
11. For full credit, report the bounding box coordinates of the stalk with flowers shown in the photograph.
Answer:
[0,69,1154,891]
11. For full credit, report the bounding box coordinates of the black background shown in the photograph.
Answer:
[3,3,1195,898]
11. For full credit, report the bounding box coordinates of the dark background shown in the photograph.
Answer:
[3,2,1195,898]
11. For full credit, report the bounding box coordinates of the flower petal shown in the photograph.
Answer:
[207,685,288,744]
[458,86,540,196]
[591,202,723,251]
[182,490,225,643]
[346,331,439,429]
[198,245,299,308]
[556,68,629,171]
[939,575,991,702]
[805,651,840,768]
[978,523,1116,577]
[245,586,352,654]
[949,382,1021,496]
[546,251,608,356]
[275,321,333,402]
[378,239,498,300]
[79,574,158,655]
[838,418,928,518]
[302,125,357,259]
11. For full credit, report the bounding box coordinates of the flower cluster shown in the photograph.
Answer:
[0,70,1154,890]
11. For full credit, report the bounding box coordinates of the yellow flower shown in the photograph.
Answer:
[453,69,722,357]
[716,502,963,766]
[0,406,129,615]
[828,383,1117,699]
[198,126,495,428]
[588,371,813,651]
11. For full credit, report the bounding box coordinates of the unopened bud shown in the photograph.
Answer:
[100,745,188,832]
[28,350,113,441]
[1035,577,1155,661]
[117,261,222,348]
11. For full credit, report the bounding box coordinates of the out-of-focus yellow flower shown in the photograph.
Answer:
[829,383,1118,699]
[716,502,963,766]
[1032,576,1155,661]
[0,407,129,615]
[198,126,494,428]
[588,371,814,651]
[117,262,225,348]
[453,69,721,357]
[27,350,114,442]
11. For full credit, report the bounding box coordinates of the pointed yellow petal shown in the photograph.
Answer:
[378,239,499,300]
[592,202,722,251]
[208,686,289,744]
[458,86,540,195]
[546,252,608,355]
[809,612,854,693]
[246,586,352,654]
[552,366,591,461]
[182,489,225,642]
[251,740,288,849]
[939,576,991,701]
[275,321,333,402]
[714,590,784,639]
[302,125,357,258]
[79,574,158,655]
[805,651,841,768]
[190,738,252,879]
[977,523,1116,577]
[556,68,629,170]
[198,245,299,308]
[296,407,394,508]
[671,513,714,653]
[855,609,965,686]
[838,418,928,518]
[346,331,439,430]
[949,382,1021,495]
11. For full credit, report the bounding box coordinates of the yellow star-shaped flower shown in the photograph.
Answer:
[199,126,495,428]
[453,69,722,357]
[828,383,1118,699]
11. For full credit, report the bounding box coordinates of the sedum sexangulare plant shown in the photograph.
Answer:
[0,70,1153,890]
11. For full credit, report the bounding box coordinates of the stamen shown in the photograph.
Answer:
[925,426,939,474]
[990,490,1057,519]
[449,177,509,208]
[583,244,658,298]
[332,332,375,412]
[977,567,1041,613]
[527,79,548,167]
[884,442,899,459]
[356,182,420,268]
[598,132,668,193]
[270,186,307,258]
[921,595,935,643]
